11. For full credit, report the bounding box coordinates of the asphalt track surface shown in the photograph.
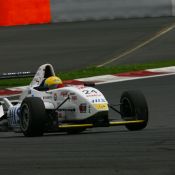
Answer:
[0,75,175,175]
[0,17,175,175]
[0,17,175,73]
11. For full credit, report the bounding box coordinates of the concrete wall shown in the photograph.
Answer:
[50,0,173,22]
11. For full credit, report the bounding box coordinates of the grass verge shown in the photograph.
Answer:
[1,60,175,88]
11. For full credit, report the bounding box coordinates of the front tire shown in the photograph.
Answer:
[20,97,46,137]
[120,90,148,131]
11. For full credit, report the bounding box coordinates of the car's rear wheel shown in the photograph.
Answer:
[20,97,46,137]
[120,90,148,131]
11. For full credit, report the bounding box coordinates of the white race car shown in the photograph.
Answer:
[0,64,148,136]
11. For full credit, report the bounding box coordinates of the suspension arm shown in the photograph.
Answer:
[55,96,70,111]
[108,104,122,115]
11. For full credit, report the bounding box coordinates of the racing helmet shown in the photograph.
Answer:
[44,76,63,89]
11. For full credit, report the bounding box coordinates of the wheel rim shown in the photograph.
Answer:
[121,97,135,120]
[21,104,30,131]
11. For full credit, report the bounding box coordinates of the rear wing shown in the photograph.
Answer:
[0,72,35,80]
[0,64,55,82]
[0,72,34,98]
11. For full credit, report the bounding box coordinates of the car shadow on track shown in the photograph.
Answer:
[0,129,129,138]
[0,127,150,138]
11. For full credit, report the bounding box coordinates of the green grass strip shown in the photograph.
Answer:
[1,60,175,88]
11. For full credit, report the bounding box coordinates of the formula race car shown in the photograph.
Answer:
[0,64,148,136]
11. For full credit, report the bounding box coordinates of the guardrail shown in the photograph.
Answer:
[51,0,174,22]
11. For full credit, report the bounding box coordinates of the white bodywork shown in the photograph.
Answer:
[4,64,108,128]
[20,85,108,121]
[1,64,148,135]
[0,105,4,118]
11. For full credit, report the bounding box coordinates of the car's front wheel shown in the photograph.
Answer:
[20,97,46,137]
[120,90,148,131]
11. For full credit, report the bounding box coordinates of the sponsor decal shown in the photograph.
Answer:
[86,94,101,97]
[58,108,75,112]
[79,103,87,113]
[71,95,77,101]
[92,98,106,103]
[8,107,20,125]
[75,85,85,89]
[43,96,52,100]
[61,91,68,97]
[46,91,53,94]
[54,93,57,101]
[93,103,108,110]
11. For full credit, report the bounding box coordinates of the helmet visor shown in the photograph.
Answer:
[49,84,64,89]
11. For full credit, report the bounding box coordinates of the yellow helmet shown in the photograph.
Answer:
[44,76,63,89]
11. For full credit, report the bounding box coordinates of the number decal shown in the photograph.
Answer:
[82,89,98,95]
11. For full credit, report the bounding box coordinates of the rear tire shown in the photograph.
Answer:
[20,97,46,137]
[120,90,148,131]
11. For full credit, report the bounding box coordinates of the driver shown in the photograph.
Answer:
[44,76,64,90]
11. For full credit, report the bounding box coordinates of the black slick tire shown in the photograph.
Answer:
[120,90,148,131]
[20,97,46,137]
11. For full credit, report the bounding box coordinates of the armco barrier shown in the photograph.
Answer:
[0,0,51,26]
[50,0,173,22]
